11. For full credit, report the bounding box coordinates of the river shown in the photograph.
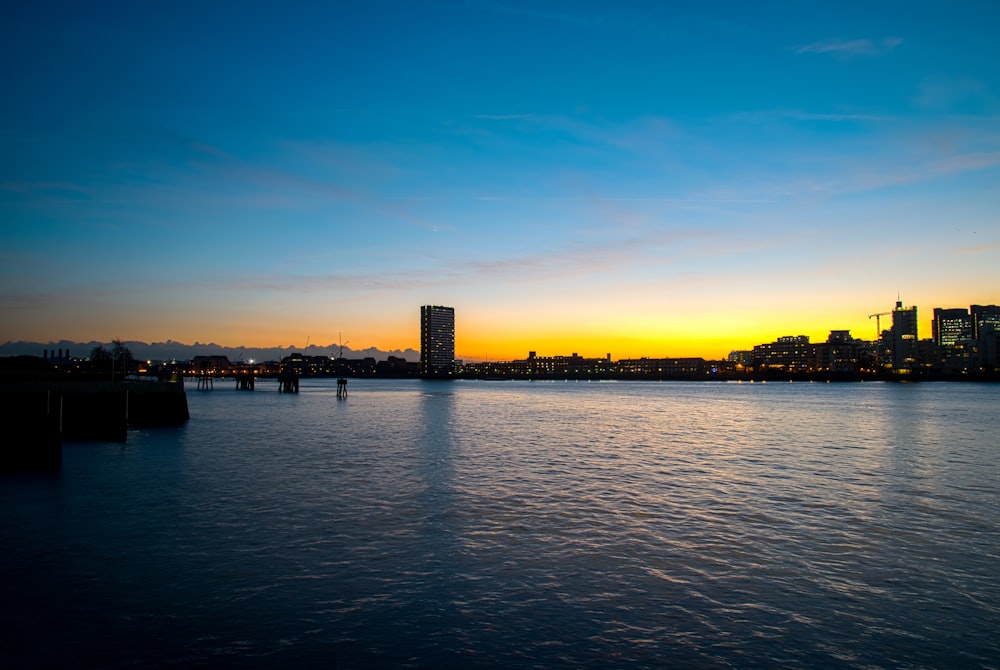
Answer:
[2,379,998,668]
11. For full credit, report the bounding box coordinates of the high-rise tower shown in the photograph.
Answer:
[891,300,918,373]
[420,305,455,378]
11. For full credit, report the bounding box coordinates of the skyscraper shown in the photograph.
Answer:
[420,305,455,378]
[891,300,918,373]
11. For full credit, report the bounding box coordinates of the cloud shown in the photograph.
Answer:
[147,226,721,304]
[718,145,1000,202]
[780,110,891,123]
[795,37,902,57]
[953,242,1000,255]
[732,110,894,124]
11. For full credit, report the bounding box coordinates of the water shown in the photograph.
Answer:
[3,379,999,668]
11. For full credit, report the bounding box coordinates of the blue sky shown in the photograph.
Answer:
[2,1,998,359]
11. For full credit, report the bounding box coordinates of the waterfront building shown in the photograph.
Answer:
[977,326,999,371]
[458,352,704,379]
[932,308,972,347]
[816,330,871,373]
[420,305,456,378]
[968,305,1000,371]
[727,350,752,367]
[273,353,416,378]
[616,357,706,377]
[377,356,419,376]
[891,301,918,373]
[927,308,974,373]
[751,335,815,372]
[971,305,1000,340]
[525,351,614,377]
[191,355,231,374]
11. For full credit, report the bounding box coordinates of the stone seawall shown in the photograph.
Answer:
[0,381,188,470]
[0,390,61,470]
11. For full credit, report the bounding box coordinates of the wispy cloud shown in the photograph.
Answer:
[705,147,1000,203]
[795,37,902,57]
[953,242,1000,255]
[781,110,892,123]
[159,227,721,302]
[731,109,894,125]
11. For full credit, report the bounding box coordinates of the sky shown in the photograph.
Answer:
[2,1,998,361]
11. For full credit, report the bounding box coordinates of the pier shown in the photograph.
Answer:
[278,369,299,393]
[234,368,255,391]
[196,371,214,390]
[192,367,297,392]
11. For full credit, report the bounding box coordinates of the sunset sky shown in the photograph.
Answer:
[3,1,998,361]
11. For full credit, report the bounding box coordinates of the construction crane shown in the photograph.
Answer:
[337,332,349,360]
[869,312,892,370]
[868,312,891,340]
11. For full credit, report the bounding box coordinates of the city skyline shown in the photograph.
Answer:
[5,296,998,366]
[2,2,998,361]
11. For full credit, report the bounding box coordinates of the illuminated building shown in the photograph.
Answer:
[191,355,231,374]
[971,305,1000,340]
[971,305,1000,371]
[524,351,614,376]
[616,357,705,377]
[932,308,972,347]
[891,300,918,373]
[751,335,814,372]
[420,305,455,378]
[819,330,868,373]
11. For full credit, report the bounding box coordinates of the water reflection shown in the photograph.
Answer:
[415,381,460,569]
[2,379,997,668]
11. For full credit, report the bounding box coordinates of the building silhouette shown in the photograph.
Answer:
[420,305,455,378]
[971,305,1000,371]
[891,300,918,373]
[971,305,1000,340]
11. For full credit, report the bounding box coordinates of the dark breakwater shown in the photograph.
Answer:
[0,390,62,470]
[0,380,188,470]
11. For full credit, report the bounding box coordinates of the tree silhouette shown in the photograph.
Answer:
[90,345,112,361]
[111,339,133,365]
[88,340,134,380]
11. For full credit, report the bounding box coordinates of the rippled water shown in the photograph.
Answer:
[3,379,999,668]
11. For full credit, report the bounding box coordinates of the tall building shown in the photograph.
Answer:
[971,305,1000,340]
[420,305,455,378]
[891,300,918,373]
[932,308,972,347]
[971,305,1000,371]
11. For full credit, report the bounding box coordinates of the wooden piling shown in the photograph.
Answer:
[278,370,299,393]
